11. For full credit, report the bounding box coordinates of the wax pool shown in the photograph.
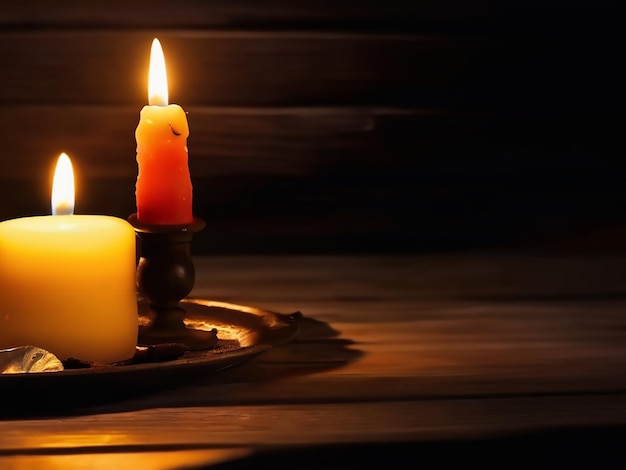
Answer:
[0,215,138,364]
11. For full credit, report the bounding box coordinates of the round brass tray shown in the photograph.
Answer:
[0,298,302,415]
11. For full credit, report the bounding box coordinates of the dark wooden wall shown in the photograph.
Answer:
[0,1,623,254]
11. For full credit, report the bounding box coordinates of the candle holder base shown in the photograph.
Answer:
[137,326,218,351]
[128,213,212,351]
[137,305,219,351]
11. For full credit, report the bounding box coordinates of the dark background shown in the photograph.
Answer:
[0,1,623,255]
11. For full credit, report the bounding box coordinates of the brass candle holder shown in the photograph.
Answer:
[128,213,217,351]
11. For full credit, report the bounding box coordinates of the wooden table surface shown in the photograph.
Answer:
[1,253,625,469]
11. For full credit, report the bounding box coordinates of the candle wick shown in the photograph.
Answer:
[52,202,73,216]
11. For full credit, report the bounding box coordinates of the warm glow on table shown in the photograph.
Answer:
[135,38,193,225]
[0,154,138,364]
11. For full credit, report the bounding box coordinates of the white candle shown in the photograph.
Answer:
[0,153,138,364]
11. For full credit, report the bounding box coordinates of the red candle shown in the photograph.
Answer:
[135,38,193,225]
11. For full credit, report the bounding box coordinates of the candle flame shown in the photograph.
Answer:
[148,38,168,106]
[51,152,75,216]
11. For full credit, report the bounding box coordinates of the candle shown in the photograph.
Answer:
[0,153,138,364]
[135,38,194,225]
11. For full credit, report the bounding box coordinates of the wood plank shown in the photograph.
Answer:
[0,1,617,31]
[190,254,626,305]
[0,105,459,179]
[0,31,470,106]
[1,398,624,449]
[2,176,623,257]
[69,319,626,408]
[186,255,626,397]
[0,1,507,30]
[1,104,619,180]
[0,449,251,470]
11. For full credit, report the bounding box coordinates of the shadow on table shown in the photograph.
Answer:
[203,314,363,381]
[93,315,364,413]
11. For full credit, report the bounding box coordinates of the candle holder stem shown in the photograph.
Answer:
[128,214,216,351]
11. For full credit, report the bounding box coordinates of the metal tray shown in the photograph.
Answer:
[0,298,302,415]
